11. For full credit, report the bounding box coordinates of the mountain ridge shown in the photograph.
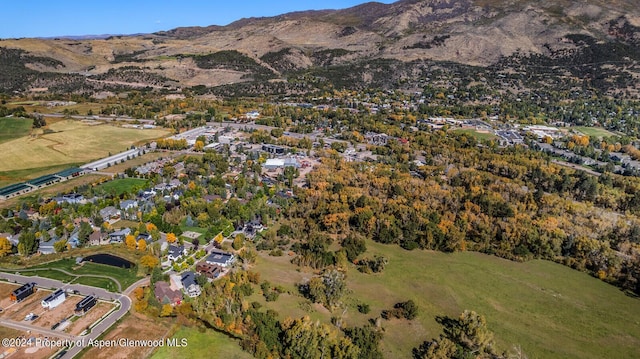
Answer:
[1,0,639,95]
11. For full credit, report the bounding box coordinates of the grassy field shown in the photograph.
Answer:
[16,257,139,291]
[452,128,499,141]
[0,120,169,172]
[251,242,640,359]
[152,327,252,359]
[96,178,148,196]
[0,117,32,144]
[0,163,81,187]
[574,126,616,138]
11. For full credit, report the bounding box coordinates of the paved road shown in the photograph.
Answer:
[0,273,149,359]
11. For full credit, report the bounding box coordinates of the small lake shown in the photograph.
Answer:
[83,254,134,269]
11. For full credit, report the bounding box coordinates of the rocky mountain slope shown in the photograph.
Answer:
[1,0,639,95]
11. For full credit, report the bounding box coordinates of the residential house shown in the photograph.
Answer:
[109,228,131,244]
[154,281,182,305]
[168,245,186,261]
[89,230,104,246]
[41,289,66,309]
[196,262,222,280]
[39,236,63,255]
[205,250,235,268]
[99,206,121,222]
[181,271,201,297]
[137,233,152,245]
[119,200,139,220]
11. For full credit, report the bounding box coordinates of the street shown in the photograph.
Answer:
[0,272,148,359]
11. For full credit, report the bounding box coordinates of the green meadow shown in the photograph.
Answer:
[251,241,640,359]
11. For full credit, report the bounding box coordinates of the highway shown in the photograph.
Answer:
[0,273,149,359]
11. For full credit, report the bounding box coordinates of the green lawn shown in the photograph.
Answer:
[452,128,498,141]
[19,258,139,291]
[96,178,148,196]
[252,242,640,359]
[574,126,616,138]
[0,117,32,144]
[151,327,252,359]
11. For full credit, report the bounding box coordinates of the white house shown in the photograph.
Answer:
[205,250,235,268]
[41,289,66,309]
[168,245,187,261]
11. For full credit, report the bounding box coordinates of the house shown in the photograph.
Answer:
[39,236,63,255]
[119,200,139,220]
[109,228,131,244]
[168,245,186,261]
[181,271,201,297]
[119,200,138,211]
[10,282,36,302]
[41,289,66,309]
[196,262,222,279]
[75,295,97,315]
[262,144,285,155]
[137,233,152,244]
[52,193,84,205]
[89,230,104,246]
[205,250,235,268]
[99,206,121,221]
[154,281,182,305]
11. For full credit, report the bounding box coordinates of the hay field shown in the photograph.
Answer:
[0,120,169,172]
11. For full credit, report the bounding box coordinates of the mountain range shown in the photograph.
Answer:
[1,0,639,96]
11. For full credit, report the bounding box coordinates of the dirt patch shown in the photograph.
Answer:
[5,290,50,321]
[35,294,79,329]
[65,302,115,335]
[82,312,170,359]
[0,326,56,359]
[0,282,21,312]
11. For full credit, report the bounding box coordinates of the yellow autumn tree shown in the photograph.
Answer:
[166,233,177,243]
[0,237,12,257]
[125,234,137,250]
[140,254,159,271]
[160,304,174,317]
[138,239,147,252]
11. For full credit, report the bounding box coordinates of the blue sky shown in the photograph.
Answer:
[1,0,396,38]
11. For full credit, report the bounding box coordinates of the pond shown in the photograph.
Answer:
[83,254,134,269]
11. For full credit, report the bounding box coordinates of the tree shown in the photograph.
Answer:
[140,254,159,272]
[138,239,147,252]
[78,221,92,246]
[166,232,177,244]
[125,234,137,250]
[133,287,145,301]
[194,140,205,152]
[232,234,244,250]
[413,310,506,359]
[160,303,174,317]
[54,239,68,253]
[0,237,12,257]
[17,231,38,256]
[281,316,360,359]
